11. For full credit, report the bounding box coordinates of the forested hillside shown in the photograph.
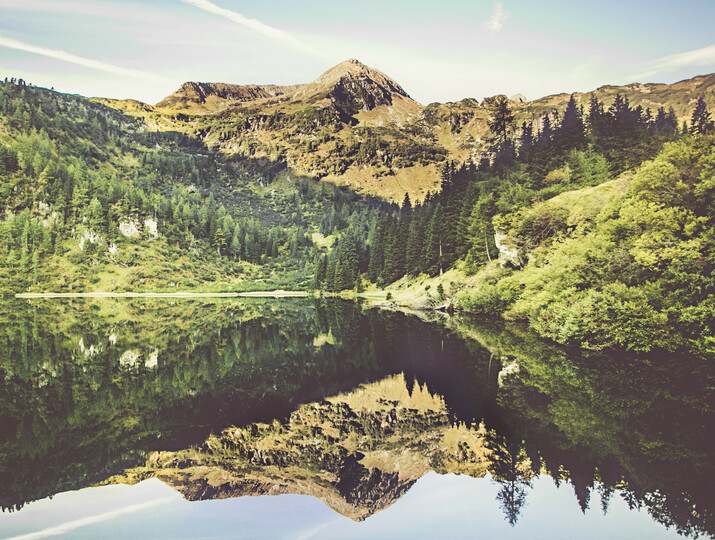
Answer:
[318,92,713,356]
[103,62,715,202]
[0,80,388,293]
[1,71,713,356]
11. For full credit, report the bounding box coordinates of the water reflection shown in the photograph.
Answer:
[0,298,712,538]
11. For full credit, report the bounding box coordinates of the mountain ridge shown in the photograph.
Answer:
[156,81,305,110]
[93,62,715,201]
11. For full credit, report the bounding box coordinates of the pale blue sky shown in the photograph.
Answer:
[0,0,713,105]
[0,474,682,539]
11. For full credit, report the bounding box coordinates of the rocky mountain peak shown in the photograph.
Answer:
[291,59,414,121]
[312,58,410,99]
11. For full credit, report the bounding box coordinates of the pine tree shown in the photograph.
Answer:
[229,224,242,259]
[312,253,327,289]
[690,97,714,135]
[88,197,105,232]
[401,192,412,213]
[587,94,605,137]
[406,215,426,275]
[383,220,407,283]
[518,122,534,158]
[540,114,553,144]
[213,227,226,255]
[557,94,585,149]
[367,218,386,283]
[486,95,515,145]
[424,203,445,276]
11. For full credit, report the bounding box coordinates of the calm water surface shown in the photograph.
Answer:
[0,298,712,539]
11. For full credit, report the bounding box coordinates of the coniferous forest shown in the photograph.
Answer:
[0,73,713,357]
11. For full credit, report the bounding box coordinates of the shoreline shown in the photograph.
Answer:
[15,291,311,299]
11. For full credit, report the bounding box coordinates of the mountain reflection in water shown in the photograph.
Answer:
[0,298,712,538]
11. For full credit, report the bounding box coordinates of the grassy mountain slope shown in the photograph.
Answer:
[100,63,715,202]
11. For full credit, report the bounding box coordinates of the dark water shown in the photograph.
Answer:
[0,298,712,539]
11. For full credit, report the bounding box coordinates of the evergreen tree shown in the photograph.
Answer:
[557,94,586,150]
[405,217,425,275]
[690,97,713,135]
[518,122,534,158]
[486,95,515,144]
[588,95,606,138]
[88,197,105,232]
[401,192,412,213]
[367,218,386,283]
[229,225,242,259]
[213,227,226,255]
[424,203,445,276]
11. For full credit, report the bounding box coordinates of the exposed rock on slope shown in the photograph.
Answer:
[293,58,417,122]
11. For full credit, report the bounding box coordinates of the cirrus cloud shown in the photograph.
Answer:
[0,35,169,82]
[633,44,715,80]
[181,0,331,60]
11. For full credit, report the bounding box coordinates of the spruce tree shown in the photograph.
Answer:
[690,97,713,135]
[405,218,424,275]
[424,203,445,276]
[486,95,515,144]
[518,122,534,158]
[213,227,226,255]
[558,94,586,150]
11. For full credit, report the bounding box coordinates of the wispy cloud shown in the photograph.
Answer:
[293,518,344,540]
[486,2,509,31]
[5,496,176,540]
[0,35,169,82]
[633,44,715,80]
[181,0,330,59]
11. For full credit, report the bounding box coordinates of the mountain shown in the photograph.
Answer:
[290,58,418,120]
[155,81,304,111]
[99,63,715,202]
[0,80,388,294]
[156,59,415,117]
[0,65,712,355]
[129,59,434,201]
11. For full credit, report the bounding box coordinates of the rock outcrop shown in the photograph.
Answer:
[293,59,417,122]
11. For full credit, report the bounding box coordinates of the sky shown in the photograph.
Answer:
[0,474,681,539]
[0,0,713,105]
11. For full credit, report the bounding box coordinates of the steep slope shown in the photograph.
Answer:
[292,58,420,122]
[418,72,715,163]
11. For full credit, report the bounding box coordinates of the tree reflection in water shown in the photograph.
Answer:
[0,298,711,537]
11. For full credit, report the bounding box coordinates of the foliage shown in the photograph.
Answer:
[0,81,389,292]
[459,135,715,355]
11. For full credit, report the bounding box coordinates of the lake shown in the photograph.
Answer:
[0,298,712,539]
